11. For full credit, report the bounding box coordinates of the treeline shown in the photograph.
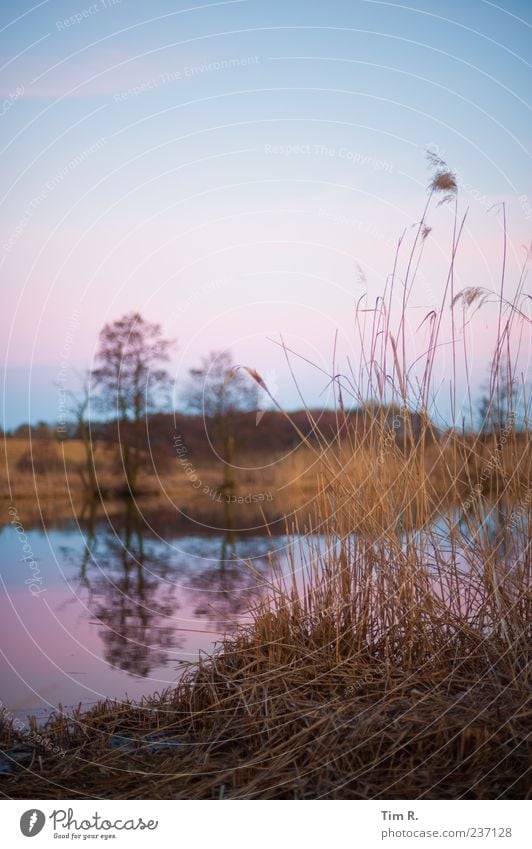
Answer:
[7,406,433,459]
[5,310,526,496]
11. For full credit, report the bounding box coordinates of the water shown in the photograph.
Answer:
[1,498,522,723]
[0,501,287,721]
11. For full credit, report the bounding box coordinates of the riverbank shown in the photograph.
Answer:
[2,430,530,531]
[1,616,529,799]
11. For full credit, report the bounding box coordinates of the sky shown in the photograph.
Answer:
[1,0,530,429]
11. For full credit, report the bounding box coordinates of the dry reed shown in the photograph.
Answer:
[1,168,530,799]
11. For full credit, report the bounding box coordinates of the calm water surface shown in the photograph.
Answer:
[0,499,518,721]
[0,503,293,721]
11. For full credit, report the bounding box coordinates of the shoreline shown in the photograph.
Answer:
[1,615,530,799]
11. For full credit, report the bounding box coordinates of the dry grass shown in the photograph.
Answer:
[3,432,528,533]
[0,626,529,799]
[1,177,530,799]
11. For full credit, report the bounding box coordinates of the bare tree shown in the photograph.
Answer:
[92,312,174,495]
[183,350,258,492]
[66,370,99,496]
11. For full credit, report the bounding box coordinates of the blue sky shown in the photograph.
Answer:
[1,0,531,428]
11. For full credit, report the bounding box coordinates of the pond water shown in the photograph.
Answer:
[0,498,522,723]
[0,502,292,722]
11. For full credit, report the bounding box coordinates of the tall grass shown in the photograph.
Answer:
[251,159,530,671]
[1,168,530,798]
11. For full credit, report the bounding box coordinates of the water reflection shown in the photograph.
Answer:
[90,501,180,677]
[54,498,276,684]
[455,498,521,561]
[3,495,524,716]
[188,530,272,632]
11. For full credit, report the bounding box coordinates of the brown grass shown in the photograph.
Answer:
[1,181,530,799]
[0,627,529,799]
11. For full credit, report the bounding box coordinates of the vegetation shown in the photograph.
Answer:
[91,312,174,495]
[1,163,530,799]
[182,349,258,495]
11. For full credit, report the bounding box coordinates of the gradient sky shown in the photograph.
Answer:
[1,0,530,428]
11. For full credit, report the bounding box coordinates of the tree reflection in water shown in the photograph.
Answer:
[91,500,179,676]
[60,499,277,679]
[187,528,274,633]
